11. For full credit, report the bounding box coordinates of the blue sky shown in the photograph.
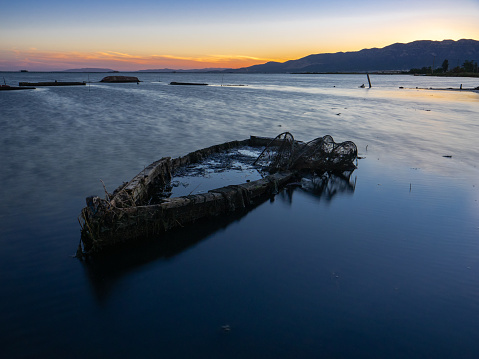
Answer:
[2,0,478,70]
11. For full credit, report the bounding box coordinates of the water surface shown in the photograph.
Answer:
[1,73,478,358]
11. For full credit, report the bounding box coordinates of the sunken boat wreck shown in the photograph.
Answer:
[78,133,357,256]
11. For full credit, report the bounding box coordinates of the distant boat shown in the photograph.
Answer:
[169,81,208,86]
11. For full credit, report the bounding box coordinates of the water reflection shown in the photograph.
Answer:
[299,170,356,201]
[277,170,356,205]
[82,201,264,303]
[83,169,356,302]
[2,72,479,358]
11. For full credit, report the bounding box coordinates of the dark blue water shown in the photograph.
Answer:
[1,73,478,358]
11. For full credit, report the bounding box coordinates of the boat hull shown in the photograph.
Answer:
[80,171,294,252]
[78,135,357,255]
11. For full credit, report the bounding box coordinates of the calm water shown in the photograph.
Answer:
[1,73,478,358]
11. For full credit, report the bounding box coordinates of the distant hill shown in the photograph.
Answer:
[226,39,479,73]
[63,68,117,72]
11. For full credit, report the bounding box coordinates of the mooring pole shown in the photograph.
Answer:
[367,73,372,88]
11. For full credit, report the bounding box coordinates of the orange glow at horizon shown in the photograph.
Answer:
[0,49,290,71]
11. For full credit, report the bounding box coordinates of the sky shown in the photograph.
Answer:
[1,0,479,71]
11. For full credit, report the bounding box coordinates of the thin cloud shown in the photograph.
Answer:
[0,48,277,71]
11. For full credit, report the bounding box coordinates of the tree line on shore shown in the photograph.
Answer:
[409,59,478,76]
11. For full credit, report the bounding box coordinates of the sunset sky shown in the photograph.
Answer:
[1,0,478,71]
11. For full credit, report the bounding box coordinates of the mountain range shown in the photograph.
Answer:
[59,39,479,73]
[227,39,479,73]
[63,68,117,72]
[138,68,227,73]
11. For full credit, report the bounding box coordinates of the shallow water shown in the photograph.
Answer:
[1,72,478,358]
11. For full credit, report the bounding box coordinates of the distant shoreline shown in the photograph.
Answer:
[1,70,478,78]
[292,72,479,78]
[399,86,479,93]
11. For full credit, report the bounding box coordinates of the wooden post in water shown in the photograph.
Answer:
[367,73,372,88]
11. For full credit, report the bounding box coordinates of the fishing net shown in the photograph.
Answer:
[292,135,357,170]
[254,132,357,172]
[253,132,295,171]
[299,170,356,200]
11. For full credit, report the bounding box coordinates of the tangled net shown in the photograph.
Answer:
[254,132,357,172]
[253,132,295,170]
